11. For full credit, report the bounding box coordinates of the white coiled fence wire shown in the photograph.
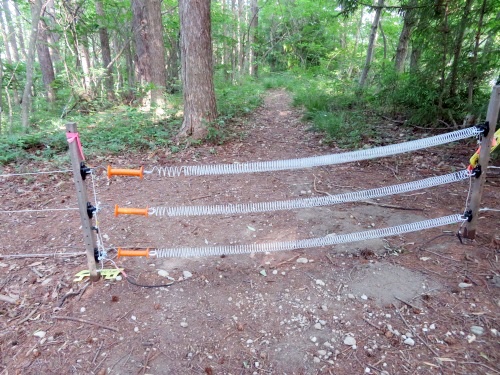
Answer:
[149,214,464,258]
[148,170,470,217]
[144,127,481,177]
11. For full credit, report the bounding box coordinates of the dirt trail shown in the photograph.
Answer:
[1,89,499,375]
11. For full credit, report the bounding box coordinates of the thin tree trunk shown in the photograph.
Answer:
[13,3,27,60]
[379,20,386,62]
[249,0,259,77]
[449,0,474,97]
[359,0,384,88]
[178,0,217,139]
[36,15,56,102]
[437,2,449,113]
[78,36,93,98]
[347,8,363,78]
[21,0,42,129]
[2,0,19,62]
[95,0,115,100]
[394,0,417,73]
[145,0,167,107]
[467,0,487,106]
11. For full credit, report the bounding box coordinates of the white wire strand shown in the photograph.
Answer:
[90,171,108,262]
[149,170,471,217]
[150,214,464,258]
[0,208,79,214]
[145,127,481,177]
[0,169,72,177]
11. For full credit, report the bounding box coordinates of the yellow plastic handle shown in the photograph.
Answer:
[117,248,150,258]
[114,205,149,217]
[107,165,144,179]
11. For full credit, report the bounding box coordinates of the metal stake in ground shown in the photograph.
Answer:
[463,85,500,239]
[66,122,99,281]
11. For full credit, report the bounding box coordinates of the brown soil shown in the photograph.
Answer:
[1,89,499,375]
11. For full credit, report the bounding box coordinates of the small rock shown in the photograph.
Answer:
[470,326,484,336]
[80,307,86,313]
[321,305,328,311]
[313,357,321,363]
[158,270,169,277]
[348,294,355,299]
[115,275,122,281]
[459,282,473,288]
[319,320,326,326]
[318,350,327,356]
[33,331,46,338]
[491,328,498,337]
[343,336,356,346]
[365,368,371,373]
[254,362,259,368]
[272,270,278,275]
[180,322,188,328]
[429,323,436,330]
[361,294,368,300]
[316,279,325,286]
[404,338,415,346]
[310,337,317,343]
[314,323,322,330]
[246,339,253,344]
[259,270,267,277]
[134,327,139,332]
[183,271,193,279]
[296,258,308,264]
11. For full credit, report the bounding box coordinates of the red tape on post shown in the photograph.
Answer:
[66,132,85,161]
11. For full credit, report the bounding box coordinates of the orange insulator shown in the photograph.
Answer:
[114,205,148,217]
[107,165,143,179]
[117,248,150,258]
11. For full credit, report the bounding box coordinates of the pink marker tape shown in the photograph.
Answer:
[66,132,85,160]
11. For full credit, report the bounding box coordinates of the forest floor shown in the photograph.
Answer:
[0,89,499,375]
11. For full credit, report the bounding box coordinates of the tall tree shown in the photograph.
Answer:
[145,0,167,107]
[95,0,115,100]
[394,0,417,73]
[36,13,56,102]
[448,0,474,97]
[359,0,384,88]
[178,0,217,139]
[2,0,19,62]
[131,0,167,108]
[249,0,259,77]
[21,0,42,129]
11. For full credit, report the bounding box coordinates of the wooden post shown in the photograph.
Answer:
[463,85,500,239]
[66,122,100,281]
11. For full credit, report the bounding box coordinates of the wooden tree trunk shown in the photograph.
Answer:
[347,8,363,78]
[166,34,180,92]
[41,0,60,71]
[249,0,259,77]
[178,0,217,139]
[0,5,19,105]
[14,3,27,60]
[394,0,417,73]
[2,0,19,62]
[359,0,384,88]
[36,15,56,102]
[449,0,474,97]
[78,36,93,98]
[96,0,115,100]
[132,0,151,86]
[468,0,487,105]
[145,0,167,107]
[21,0,42,129]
